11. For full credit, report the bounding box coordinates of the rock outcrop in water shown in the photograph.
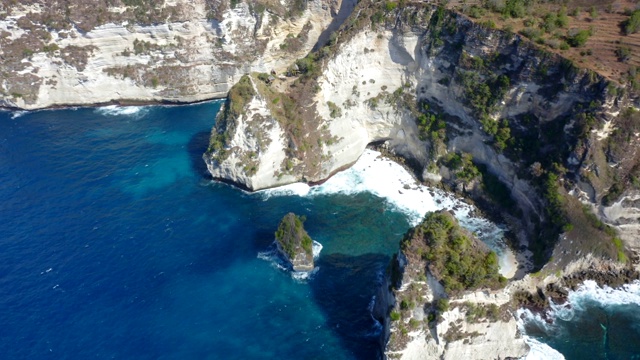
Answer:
[274,213,314,272]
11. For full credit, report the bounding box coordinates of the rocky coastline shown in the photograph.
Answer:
[4,0,640,359]
[200,2,640,357]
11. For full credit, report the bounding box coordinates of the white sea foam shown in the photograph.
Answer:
[10,111,28,119]
[291,267,319,281]
[517,279,640,359]
[567,279,640,306]
[259,149,514,274]
[95,105,148,117]
[256,247,288,272]
[257,240,323,281]
[516,308,565,360]
[261,150,441,225]
[312,240,323,259]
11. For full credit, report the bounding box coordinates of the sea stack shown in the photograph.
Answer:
[275,213,314,272]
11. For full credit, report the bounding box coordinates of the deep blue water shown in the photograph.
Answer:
[522,281,640,360]
[0,103,411,359]
[2,102,640,360]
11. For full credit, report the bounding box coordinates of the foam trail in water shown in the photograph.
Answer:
[95,105,148,118]
[259,150,513,271]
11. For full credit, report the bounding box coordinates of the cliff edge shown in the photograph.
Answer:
[0,0,340,109]
[206,1,639,274]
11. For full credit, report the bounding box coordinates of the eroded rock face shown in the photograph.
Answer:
[602,190,640,255]
[203,74,299,190]
[206,2,640,264]
[0,0,339,109]
[274,213,314,272]
[204,29,427,190]
[379,211,527,359]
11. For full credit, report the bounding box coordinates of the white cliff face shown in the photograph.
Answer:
[386,277,529,360]
[204,77,298,190]
[316,30,426,175]
[392,307,528,360]
[0,0,337,109]
[205,29,428,190]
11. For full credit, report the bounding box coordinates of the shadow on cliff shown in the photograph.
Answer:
[309,252,389,360]
[187,131,212,179]
[312,0,358,51]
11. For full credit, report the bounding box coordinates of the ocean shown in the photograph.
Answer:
[0,102,638,359]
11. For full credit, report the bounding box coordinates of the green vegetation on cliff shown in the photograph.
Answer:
[401,211,506,294]
[206,75,256,160]
[275,213,313,260]
[624,10,640,35]
[227,75,256,118]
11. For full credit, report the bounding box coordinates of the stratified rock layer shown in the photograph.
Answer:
[0,0,339,109]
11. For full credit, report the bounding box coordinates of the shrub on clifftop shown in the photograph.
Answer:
[401,211,506,294]
[228,75,256,117]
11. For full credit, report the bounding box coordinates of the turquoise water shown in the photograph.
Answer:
[2,102,639,359]
[0,102,410,359]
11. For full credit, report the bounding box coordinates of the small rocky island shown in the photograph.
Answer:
[275,213,315,272]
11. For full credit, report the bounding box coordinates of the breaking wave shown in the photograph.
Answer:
[518,280,640,359]
[95,105,149,118]
[521,336,565,360]
[10,111,28,119]
[258,150,513,271]
[257,240,323,282]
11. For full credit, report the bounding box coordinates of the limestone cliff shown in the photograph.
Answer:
[204,6,640,356]
[203,74,298,190]
[377,211,527,359]
[274,212,314,272]
[0,0,340,109]
[206,1,640,271]
[204,19,428,190]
